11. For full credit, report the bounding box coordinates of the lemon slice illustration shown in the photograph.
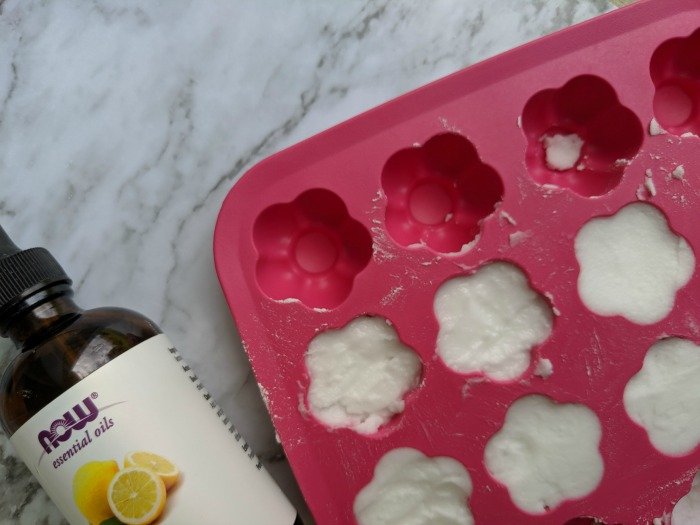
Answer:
[124,451,180,490]
[107,467,166,525]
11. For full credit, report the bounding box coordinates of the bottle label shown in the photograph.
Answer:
[10,334,296,525]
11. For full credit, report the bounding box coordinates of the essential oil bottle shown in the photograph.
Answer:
[0,225,302,525]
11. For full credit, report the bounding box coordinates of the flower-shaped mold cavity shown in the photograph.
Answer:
[484,395,604,515]
[434,262,554,381]
[575,203,695,325]
[382,133,503,253]
[522,75,643,196]
[624,338,700,456]
[253,189,372,309]
[354,448,474,525]
[651,28,700,136]
[673,470,700,524]
[305,316,422,435]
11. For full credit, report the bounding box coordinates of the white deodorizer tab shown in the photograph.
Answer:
[673,471,700,525]
[9,334,296,525]
[624,338,700,456]
[575,203,695,325]
[354,448,473,525]
[484,395,603,514]
[305,316,421,434]
[434,262,553,381]
[542,133,584,171]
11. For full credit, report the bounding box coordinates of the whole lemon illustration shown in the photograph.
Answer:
[72,460,119,524]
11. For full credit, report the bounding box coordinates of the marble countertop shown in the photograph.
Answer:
[0,0,612,523]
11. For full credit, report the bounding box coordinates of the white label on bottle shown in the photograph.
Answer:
[10,334,296,525]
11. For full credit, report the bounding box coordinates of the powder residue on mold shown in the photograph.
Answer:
[276,297,302,305]
[673,165,686,180]
[542,133,584,171]
[575,203,695,325]
[650,118,667,136]
[305,316,421,434]
[499,210,517,226]
[371,226,397,263]
[380,286,404,306]
[509,230,531,247]
[645,175,657,197]
[434,262,553,381]
[534,358,553,378]
[673,471,700,525]
[624,338,700,456]
[636,184,648,201]
[354,448,474,525]
[484,395,603,514]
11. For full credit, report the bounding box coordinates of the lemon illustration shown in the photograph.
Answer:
[107,466,167,525]
[124,451,180,490]
[73,460,119,524]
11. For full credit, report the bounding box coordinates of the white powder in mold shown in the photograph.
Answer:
[277,297,302,304]
[650,118,667,136]
[354,448,474,525]
[673,471,700,525]
[434,262,553,381]
[673,165,686,180]
[575,203,695,325]
[508,230,530,247]
[534,358,553,378]
[499,210,517,226]
[645,177,657,197]
[380,286,404,306]
[444,235,480,257]
[542,133,584,171]
[636,185,647,200]
[484,395,603,514]
[625,338,700,456]
[305,316,421,434]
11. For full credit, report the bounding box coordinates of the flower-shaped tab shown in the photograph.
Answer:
[253,189,372,309]
[522,75,643,197]
[382,133,503,254]
[651,28,700,136]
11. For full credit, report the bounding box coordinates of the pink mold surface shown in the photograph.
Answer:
[214,2,700,524]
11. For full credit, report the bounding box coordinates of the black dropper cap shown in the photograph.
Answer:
[0,225,71,319]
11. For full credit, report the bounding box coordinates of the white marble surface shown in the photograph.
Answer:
[0,0,612,523]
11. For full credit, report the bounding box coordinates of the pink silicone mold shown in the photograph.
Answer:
[564,519,618,525]
[253,189,372,309]
[382,133,503,253]
[651,28,700,135]
[215,3,700,524]
[522,75,643,196]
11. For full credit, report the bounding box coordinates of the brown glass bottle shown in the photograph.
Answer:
[0,282,160,434]
[0,226,303,525]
